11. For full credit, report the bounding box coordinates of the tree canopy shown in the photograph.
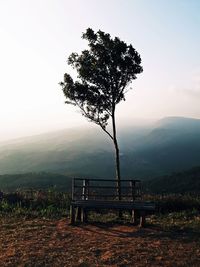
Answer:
[60,28,143,137]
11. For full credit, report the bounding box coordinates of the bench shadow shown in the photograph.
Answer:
[74,221,200,243]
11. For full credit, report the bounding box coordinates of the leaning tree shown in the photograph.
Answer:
[60,28,143,200]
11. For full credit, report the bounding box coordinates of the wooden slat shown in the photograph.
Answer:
[71,200,155,211]
[74,178,141,182]
[73,193,141,197]
[74,194,131,198]
[74,185,140,189]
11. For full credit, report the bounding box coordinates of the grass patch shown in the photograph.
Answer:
[150,209,200,233]
[0,189,71,218]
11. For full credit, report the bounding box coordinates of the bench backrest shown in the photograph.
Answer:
[72,178,141,201]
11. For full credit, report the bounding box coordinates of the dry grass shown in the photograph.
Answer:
[0,216,200,267]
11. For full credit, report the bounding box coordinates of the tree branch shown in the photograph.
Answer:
[73,99,113,140]
[98,123,113,140]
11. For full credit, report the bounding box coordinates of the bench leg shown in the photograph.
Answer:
[76,207,81,222]
[131,210,136,224]
[131,210,140,225]
[81,208,87,223]
[118,210,123,219]
[139,210,146,227]
[70,205,75,225]
[85,210,88,223]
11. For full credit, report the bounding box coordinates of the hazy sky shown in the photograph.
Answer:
[0,0,200,141]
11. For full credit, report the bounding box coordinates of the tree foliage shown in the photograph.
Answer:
[60,28,143,138]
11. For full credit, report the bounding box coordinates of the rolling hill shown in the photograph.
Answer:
[0,117,200,180]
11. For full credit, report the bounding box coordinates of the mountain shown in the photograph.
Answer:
[134,117,200,175]
[156,116,200,131]
[0,126,113,175]
[0,117,200,179]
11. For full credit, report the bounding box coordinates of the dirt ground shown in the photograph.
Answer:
[0,217,200,267]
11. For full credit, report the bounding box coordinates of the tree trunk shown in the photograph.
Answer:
[112,111,121,201]
[114,138,121,200]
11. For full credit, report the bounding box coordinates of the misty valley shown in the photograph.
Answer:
[0,116,200,189]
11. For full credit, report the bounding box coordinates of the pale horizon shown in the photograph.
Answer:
[0,0,200,141]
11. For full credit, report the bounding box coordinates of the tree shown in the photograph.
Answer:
[60,28,143,200]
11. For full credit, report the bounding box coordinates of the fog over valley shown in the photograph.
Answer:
[0,116,200,179]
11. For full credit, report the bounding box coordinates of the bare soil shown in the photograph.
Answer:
[0,217,200,267]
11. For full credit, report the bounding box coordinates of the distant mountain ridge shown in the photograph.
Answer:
[0,117,200,179]
[156,116,200,130]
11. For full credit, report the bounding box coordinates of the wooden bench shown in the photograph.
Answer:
[70,178,155,227]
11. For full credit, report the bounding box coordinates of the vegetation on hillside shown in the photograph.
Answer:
[0,172,71,192]
[145,166,200,194]
[1,164,200,195]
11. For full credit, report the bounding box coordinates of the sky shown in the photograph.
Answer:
[0,0,200,141]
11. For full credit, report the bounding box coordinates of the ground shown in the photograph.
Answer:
[0,217,200,267]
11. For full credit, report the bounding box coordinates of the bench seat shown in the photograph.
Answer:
[72,200,155,211]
